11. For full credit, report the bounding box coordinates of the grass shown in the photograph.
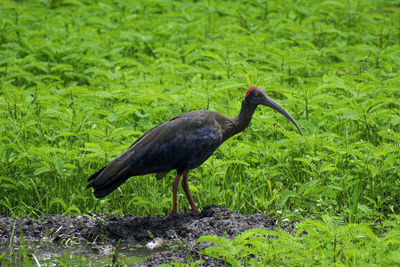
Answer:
[0,0,400,265]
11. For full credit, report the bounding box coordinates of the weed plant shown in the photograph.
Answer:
[0,0,399,255]
[198,215,400,266]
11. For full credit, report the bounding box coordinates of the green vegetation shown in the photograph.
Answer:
[1,0,400,265]
[198,215,400,266]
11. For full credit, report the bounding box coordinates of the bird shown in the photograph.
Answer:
[87,86,302,216]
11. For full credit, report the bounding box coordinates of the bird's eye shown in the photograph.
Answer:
[255,92,260,96]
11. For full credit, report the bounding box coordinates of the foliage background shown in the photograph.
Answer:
[0,0,399,225]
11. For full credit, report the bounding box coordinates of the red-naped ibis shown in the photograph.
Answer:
[87,86,302,216]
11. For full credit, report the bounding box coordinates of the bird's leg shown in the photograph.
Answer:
[170,172,182,216]
[181,170,200,214]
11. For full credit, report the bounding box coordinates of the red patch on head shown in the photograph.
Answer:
[245,86,259,97]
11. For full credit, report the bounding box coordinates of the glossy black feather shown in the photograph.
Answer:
[87,110,225,198]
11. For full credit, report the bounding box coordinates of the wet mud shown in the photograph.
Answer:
[0,206,280,266]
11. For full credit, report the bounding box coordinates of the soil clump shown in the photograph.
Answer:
[0,205,279,266]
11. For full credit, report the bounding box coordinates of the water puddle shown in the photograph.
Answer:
[0,240,169,266]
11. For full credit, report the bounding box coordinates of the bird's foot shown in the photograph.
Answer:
[190,207,200,215]
[165,209,200,219]
[166,211,180,218]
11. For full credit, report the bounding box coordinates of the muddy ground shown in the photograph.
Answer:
[0,205,287,266]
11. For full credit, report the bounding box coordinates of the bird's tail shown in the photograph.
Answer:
[87,161,133,198]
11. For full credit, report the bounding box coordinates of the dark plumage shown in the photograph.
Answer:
[87,86,302,216]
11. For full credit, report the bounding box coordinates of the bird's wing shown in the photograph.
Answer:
[87,111,222,198]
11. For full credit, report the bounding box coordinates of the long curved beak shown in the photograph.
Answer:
[262,95,303,135]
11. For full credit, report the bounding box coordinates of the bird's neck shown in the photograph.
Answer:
[223,99,257,141]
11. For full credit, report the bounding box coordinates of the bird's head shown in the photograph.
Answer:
[245,86,303,135]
